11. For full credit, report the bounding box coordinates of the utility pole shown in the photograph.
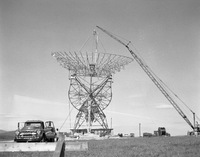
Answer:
[110,118,112,129]
[139,123,141,137]
[69,101,71,130]
[193,112,195,129]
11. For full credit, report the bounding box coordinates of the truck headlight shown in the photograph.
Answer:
[15,131,20,135]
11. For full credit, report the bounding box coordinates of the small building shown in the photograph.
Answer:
[143,132,153,137]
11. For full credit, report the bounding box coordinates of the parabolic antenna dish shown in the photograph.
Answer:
[52,49,133,133]
[52,51,133,77]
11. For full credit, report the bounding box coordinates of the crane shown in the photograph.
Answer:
[96,26,200,134]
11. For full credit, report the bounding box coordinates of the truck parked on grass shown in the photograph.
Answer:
[14,120,57,142]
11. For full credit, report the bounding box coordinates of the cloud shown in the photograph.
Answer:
[1,95,75,130]
[1,114,22,118]
[14,95,67,106]
[105,110,154,121]
[8,94,70,119]
[128,93,144,99]
[0,113,21,118]
[155,104,173,109]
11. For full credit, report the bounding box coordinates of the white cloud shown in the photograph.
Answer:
[155,104,173,109]
[13,95,67,107]
[10,95,66,117]
[128,93,144,98]
[105,110,154,121]
[1,95,73,130]
[1,114,22,118]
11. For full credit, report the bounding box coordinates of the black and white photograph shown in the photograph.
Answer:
[0,0,200,156]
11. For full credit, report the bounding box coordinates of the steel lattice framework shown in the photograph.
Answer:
[52,51,133,77]
[52,48,133,133]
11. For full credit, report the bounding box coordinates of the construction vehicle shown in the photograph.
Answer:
[154,127,170,136]
[143,132,153,137]
[14,120,57,142]
[143,127,170,137]
[96,26,200,135]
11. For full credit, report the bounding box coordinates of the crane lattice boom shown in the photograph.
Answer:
[96,26,194,130]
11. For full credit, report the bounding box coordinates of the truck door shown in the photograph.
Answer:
[18,122,25,130]
[45,121,55,132]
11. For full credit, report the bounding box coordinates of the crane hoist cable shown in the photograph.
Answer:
[78,34,92,52]
[59,104,74,131]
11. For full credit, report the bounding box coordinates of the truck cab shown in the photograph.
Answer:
[14,120,56,142]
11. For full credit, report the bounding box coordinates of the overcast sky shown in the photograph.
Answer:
[0,0,200,136]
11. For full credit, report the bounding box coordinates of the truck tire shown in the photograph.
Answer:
[41,134,47,142]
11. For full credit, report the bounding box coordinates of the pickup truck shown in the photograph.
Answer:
[14,120,57,142]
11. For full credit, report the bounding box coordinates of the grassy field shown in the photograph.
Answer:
[1,133,200,157]
[66,136,200,157]
[0,131,15,141]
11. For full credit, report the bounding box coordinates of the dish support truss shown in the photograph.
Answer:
[52,51,133,133]
[69,74,112,132]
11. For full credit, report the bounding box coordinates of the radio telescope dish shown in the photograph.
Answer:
[52,30,133,134]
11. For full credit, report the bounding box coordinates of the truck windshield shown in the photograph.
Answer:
[25,122,42,128]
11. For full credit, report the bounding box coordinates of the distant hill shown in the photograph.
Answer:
[0,130,7,133]
[0,131,15,141]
